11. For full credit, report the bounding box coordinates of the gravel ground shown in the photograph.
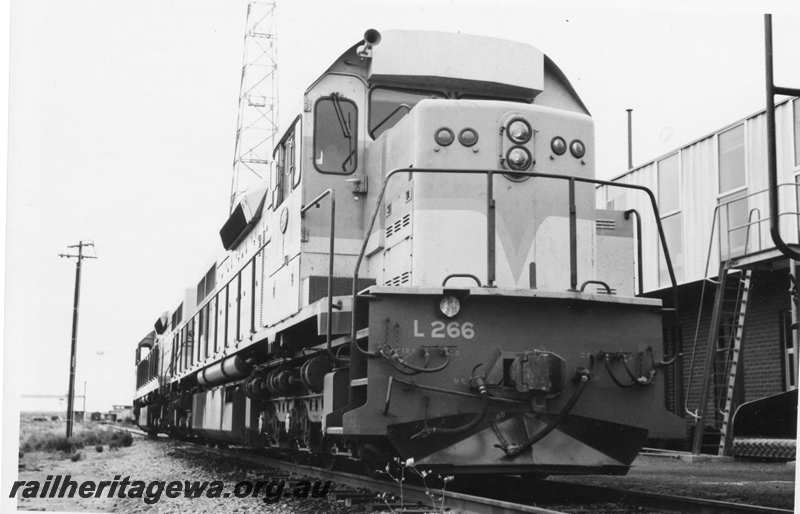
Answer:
[553,454,797,509]
[15,435,374,513]
[16,432,794,512]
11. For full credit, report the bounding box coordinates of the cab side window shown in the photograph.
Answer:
[273,143,286,207]
[314,94,357,174]
[273,118,301,208]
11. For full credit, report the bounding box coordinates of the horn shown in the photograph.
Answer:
[364,28,381,46]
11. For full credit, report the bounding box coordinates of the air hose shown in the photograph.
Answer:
[496,368,591,459]
[410,376,490,440]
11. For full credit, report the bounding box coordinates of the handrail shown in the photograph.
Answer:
[351,168,681,358]
[442,273,482,287]
[685,205,720,418]
[715,183,799,261]
[578,280,613,294]
[764,14,800,261]
[686,199,791,418]
[742,207,763,256]
[301,188,337,362]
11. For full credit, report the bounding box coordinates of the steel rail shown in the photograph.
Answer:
[538,480,793,514]
[124,428,564,514]
[233,453,566,514]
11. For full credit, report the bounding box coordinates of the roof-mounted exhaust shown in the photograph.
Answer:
[357,28,381,58]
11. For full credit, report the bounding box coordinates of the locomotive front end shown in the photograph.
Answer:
[344,287,675,474]
[338,29,685,474]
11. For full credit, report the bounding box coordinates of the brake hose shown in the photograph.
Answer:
[410,376,490,440]
[497,369,591,459]
[382,347,450,374]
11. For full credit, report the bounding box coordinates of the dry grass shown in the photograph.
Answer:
[19,415,133,456]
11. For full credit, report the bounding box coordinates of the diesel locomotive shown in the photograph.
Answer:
[134,29,685,476]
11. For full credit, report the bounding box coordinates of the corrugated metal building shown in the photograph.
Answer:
[597,97,800,452]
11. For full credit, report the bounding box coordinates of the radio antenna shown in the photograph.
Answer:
[229,1,278,213]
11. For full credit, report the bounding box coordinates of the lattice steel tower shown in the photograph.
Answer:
[230,1,278,212]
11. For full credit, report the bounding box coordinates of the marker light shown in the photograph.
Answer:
[458,128,479,147]
[507,119,532,144]
[551,136,567,155]
[434,128,454,147]
[569,139,586,158]
[439,295,461,318]
[506,146,532,170]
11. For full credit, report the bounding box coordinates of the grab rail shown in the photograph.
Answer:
[301,188,337,361]
[350,168,681,357]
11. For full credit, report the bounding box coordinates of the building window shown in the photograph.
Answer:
[657,154,682,287]
[718,124,748,258]
[719,124,746,194]
[314,94,358,174]
[659,213,683,287]
[658,154,680,215]
[794,99,800,168]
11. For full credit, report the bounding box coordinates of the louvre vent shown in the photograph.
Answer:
[385,214,412,239]
[596,286,617,295]
[384,271,412,287]
[595,219,616,231]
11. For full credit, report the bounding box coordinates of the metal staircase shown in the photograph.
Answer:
[714,266,751,455]
[689,260,752,455]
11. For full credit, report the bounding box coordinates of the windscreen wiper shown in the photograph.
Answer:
[331,93,356,172]
[331,93,352,139]
[370,103,411,138]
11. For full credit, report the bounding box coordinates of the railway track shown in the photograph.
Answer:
[123,427,558,513]
[453,475,793,514]
[122,427,792,513]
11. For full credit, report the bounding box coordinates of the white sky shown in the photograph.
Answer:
[4,1,800,418]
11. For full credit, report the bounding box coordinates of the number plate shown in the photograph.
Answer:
[413,320,476,340]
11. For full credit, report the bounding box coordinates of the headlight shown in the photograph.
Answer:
[569,139,586,158]
[439,295,461,318]
[506,146,532,170]
[434,127,454,147]
[458,128,479,147]
[506,119,531,144]
[551,136,567,155]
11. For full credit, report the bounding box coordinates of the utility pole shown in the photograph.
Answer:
[58,241,97,438]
